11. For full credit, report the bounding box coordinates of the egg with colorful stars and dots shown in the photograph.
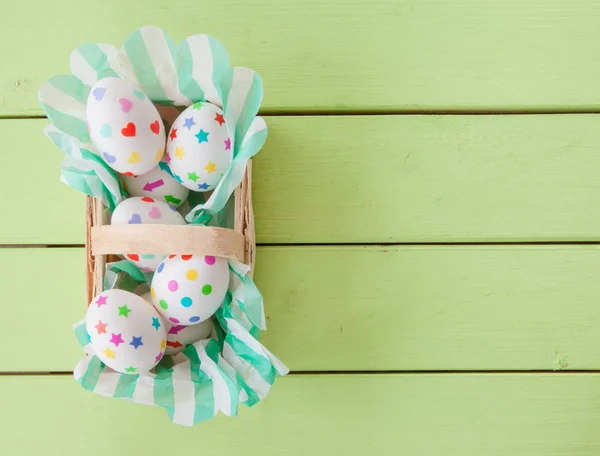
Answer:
[87,77,165,176]
[166,102,232,192]
[86,289,167,374]
[151,254,229,325]
[122,160,189,208]
[142,293,212,355]
[111,197,185,271]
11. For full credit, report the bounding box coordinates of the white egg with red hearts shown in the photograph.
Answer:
[166,102,232,192]
[111,197,185,271]
[142,292,212,355]
[122,160,189,208]
[87,77,165,175]
[151,254,229,325]
[86,289,167,374]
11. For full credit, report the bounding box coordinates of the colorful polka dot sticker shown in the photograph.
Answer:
[186,269,198,281]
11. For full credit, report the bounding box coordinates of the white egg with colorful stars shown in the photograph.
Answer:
[166,102,232,192]
[111,197,185,271]
[87,77,165,176]
[142,292,213,355]
[86,289,167,374]
[151,254,229,325]
[122,160,190,208]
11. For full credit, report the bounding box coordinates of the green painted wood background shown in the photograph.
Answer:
[1,1,599,454]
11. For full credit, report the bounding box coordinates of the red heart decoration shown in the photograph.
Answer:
[127,254,139,261]
[121,122,136,137]
[181,255,193,261]
[141,197,155,202]
[150,120,160,135]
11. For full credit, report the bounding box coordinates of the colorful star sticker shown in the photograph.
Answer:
[129,336,144,349]
[160,339,166,350]
[204,161,217,173]
[110,333,124,347]
[152,317,161,330]
[183,117,196,130]
[95,320,107,334]
[192,101,203,110]
[118,305,131,317]
[224,138,231,151]
[104,348,115,359]
[95,295,107,307]
[125,366,138,373]
[187,171,199,182]
[155,352,164,363]
[169,128,178,141]
[195,129,209,143]
[214,113,225,126]
[175,146,185,159]
[197,182,210,190]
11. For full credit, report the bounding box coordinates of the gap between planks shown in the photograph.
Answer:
[5,110,600,120]
[3,241,600,249]
[3,370,600,376]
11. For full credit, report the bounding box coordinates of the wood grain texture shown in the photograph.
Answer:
[3,246,600,372]
[1,374,600,455]
[4,115,600,244]
[4,1,600,115]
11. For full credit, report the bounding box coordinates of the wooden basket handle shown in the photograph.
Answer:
[90,224,245,262]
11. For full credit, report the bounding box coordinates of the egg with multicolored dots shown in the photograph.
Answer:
[151,255,229,325]
[111,197,185,271]
[142,292,213,354]
[86,289,167,374]
[166,102,232,192]
[122,160,189,208]
[87,77,165,175]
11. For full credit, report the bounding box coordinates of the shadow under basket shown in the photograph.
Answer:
[84,161,256,305]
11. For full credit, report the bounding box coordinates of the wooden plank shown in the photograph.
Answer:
[3,245,600,372]
[4,1,600,115]
[4,115,600,245]
[1,374,599,455]
[0,120,84,244]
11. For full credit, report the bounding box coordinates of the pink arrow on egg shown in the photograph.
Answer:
[143,179,164,192]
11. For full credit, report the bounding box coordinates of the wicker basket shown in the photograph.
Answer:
[84,105,256,305]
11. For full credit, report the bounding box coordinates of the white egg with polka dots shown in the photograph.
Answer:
[86,289,167,374]
[111,197,185,272]
[142,292,213,355]
[166,102,232,192]
[151,255,229,326]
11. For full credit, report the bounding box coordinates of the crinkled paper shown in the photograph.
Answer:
[74,258,288,426]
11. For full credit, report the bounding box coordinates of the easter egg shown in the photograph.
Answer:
[111,197,185,271]
[151,255,229,325]
[86,289,166,374]
[166,102,232,192]
[122,160,189,208]
[164,320,212,355]
[87,77,165,175]
[142,292,213,355]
